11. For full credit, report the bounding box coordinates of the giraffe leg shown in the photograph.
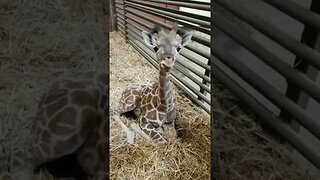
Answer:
[163,107,178,139]
[163,123,178,139]
[113,113,135,144]
[139,117,167,145]
[113,88,141,144]
[163,119,177,139]
[76,118,107,180]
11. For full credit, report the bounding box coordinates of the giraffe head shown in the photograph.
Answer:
[142,24,193,70]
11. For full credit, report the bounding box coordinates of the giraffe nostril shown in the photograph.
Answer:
[165,56,173,61]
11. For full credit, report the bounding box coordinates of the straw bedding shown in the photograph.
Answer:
[109,31,210,180]
[213,80,318,179]
[0,0,106,179]
[0,0,316,179]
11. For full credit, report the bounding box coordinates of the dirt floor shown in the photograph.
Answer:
[109,31,210,180]
[0,0,107,179]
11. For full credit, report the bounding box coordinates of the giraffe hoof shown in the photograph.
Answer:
[126,131,135,144]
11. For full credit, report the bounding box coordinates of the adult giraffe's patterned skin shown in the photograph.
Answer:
[10,71,107,180]
[114,25,193,145]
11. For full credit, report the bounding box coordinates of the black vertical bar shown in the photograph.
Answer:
[198,59,211,103]
[124,0,129,42]
[110,0,117,31]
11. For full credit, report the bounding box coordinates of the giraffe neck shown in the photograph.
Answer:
[158,66,171,110]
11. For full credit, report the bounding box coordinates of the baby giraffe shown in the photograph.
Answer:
[9,71,107,180]
[114,25,193,145]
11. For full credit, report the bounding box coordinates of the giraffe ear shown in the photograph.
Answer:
[142,31,156,47]
[180,32,193,47]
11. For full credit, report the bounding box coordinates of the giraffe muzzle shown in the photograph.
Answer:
[161,57,174,68]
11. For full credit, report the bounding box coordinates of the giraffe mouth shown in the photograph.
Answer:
[161,60,174,69]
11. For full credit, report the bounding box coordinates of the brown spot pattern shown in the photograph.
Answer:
[40,130,51,143]
[158,113,165,121]
[46,98,68,117]
[39,142,51,156]
[71,90,95,107]
[150,130,157,138]
[152,96,158,107]
[140,117,147,124]
[54,134,78,155]
[146,110,156,120]
[154,134,160,139]
[37,109,47,127]
[146,103,153,110]
[86,131,99,147]
[79,108,96,137]
[44,89,68,104]
[125,96,134,103]
[146,124,153,129]
[49,107,76,134]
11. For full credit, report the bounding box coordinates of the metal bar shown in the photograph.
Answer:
[199,58,211,102]
[262,0,320,31]
[116,16,124,25]
[185,44,210,59]
[213,11,320,104]
[115,8,124,15]
[117,22,125,30]
[126,1,210,28]
[126,25,211,86]
[128,37,210,113]
[116,11,125,20]
[280,0,320,131]
[127,0,210,22]
[130,7,210,35]
[115,0,124,4]
[115,3,124,10]
[147,0,210,11]
[118,27,125,36]
[125,13,211,70]
[174,63,211,93]
[116,18,125,29]
[110,0,116,31]
[168,0,210,6]
[213,45,320,141]
[125,6,211,36]
[215,0,320,71]
[180,50,210,71]
[127,24,210,83]
[213,64,320,168]
[126,30,211,104]
[128,32,211,102]
[123,0,129,42]
[126,6,211,44]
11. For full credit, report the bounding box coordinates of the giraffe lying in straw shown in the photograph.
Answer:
[114,25,193,145]
[8,71,107,180]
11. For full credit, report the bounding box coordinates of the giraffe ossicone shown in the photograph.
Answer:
[114,24,193,145]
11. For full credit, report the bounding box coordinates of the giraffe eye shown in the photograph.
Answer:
[153,47,159,52]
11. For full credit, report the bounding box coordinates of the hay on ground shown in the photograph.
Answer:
[0,0,106,179]
[109,31,210,180]
[212,79,318,179]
